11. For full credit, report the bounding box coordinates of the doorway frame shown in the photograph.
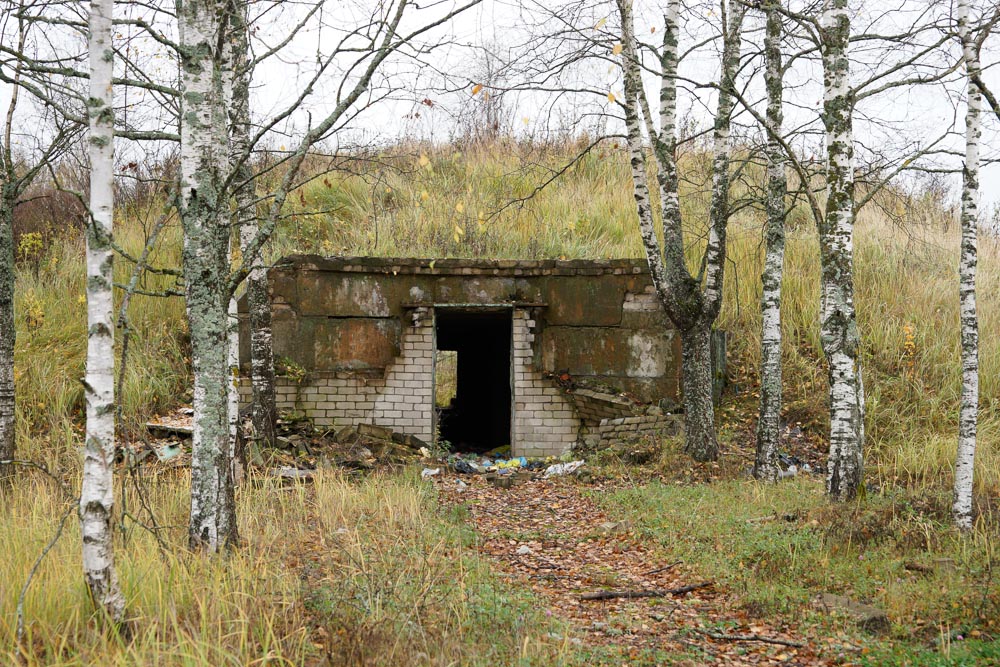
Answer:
[431,304,515,452]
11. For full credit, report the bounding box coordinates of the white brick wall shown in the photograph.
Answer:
[242,306,583,456]
[511,309,580,457]
[623,285,660,312]
[239,307,435,442]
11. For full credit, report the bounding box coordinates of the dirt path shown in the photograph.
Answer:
[436,473,833,666]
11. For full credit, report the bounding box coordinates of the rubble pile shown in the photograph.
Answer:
[272,418,429,470]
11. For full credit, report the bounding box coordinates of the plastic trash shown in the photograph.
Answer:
[420,467,440,479]
[778,464,798,479]
[453,459,480,474]
[543,460,585,478]
[495,457,528,470]
[154,442,182,462]
[455,479,468,492]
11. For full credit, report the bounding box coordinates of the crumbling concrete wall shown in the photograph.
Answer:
[238,256,689,457]
[238,307,436,443]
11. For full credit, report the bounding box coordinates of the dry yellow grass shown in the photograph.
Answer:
[1,470,568,666]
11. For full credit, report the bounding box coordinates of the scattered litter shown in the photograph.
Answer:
[421,467,441,479]
[495,456,528,470]
[515,545,533,555]
[154,442,182,462]
[778,464,799,479]
[455,479,468,492]
[419,446,432,458]
[448,454,550,475]
[543,460,585,478]
[453,459,482,474]
[271,467,315,482]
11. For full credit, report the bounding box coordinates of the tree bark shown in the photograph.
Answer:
[230,3,276,450]
[0,9,26,478]
[754,0,785,483]
[681,323,716,461]
[819,0,864,501]
[81,0,125,623]
[953,0,980,530]
[179,0,239,552]
[0,192,14,475]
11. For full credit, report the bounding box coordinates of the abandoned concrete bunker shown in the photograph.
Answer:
[238,256,688,457]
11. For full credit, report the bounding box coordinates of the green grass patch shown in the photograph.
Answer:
[591,473,999,662]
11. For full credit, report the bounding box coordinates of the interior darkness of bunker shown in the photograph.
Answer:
[434,309,512,453]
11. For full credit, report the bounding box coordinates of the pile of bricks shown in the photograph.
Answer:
[597,413,683,449]
[570,388,642,425]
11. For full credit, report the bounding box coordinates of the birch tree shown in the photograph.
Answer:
[80,0,126,622]
[230,3,275,451]
[817,0,864,501]
[953,0,982,530]
[178,0,239,551]
[753,0,785,483]
[176,0,484,550]
[0,6,28,476]
[617,0,745,462]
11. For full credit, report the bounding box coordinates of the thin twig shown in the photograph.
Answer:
[695,628,806,649]
[17,501,76,650]
[642,560,682,576]
[579,582,713,601]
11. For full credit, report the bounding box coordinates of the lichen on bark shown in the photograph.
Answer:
[819,0,864,501]
[179,0,239,552]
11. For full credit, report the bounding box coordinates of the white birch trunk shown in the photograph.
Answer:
[230,4,277,451]
[179,0,239,551]
[754,0,785,482]
[954,0,980,530]
[820,0,864,501]
[228,291,242,483]
[221,8,243,484]
[81,0,125,622]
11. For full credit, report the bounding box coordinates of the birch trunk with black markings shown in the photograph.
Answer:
[754,0,786,483]
[819,0,864,501]
[230,3,276,450]
[618,0,743,462]
[0,189,14,475]
[953,0,980,530]
[81,0,125,622]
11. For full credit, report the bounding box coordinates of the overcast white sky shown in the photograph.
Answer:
[2,0,999,212]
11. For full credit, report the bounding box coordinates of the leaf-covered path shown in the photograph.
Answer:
[436,473,835,665]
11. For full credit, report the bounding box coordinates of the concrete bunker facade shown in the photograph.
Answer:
[239,256,684,457]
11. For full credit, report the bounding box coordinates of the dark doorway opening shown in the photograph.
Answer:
[435,308,512,453]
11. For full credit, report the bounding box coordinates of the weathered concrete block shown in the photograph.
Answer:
[542,276,625,326]
[313,318,401,371]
